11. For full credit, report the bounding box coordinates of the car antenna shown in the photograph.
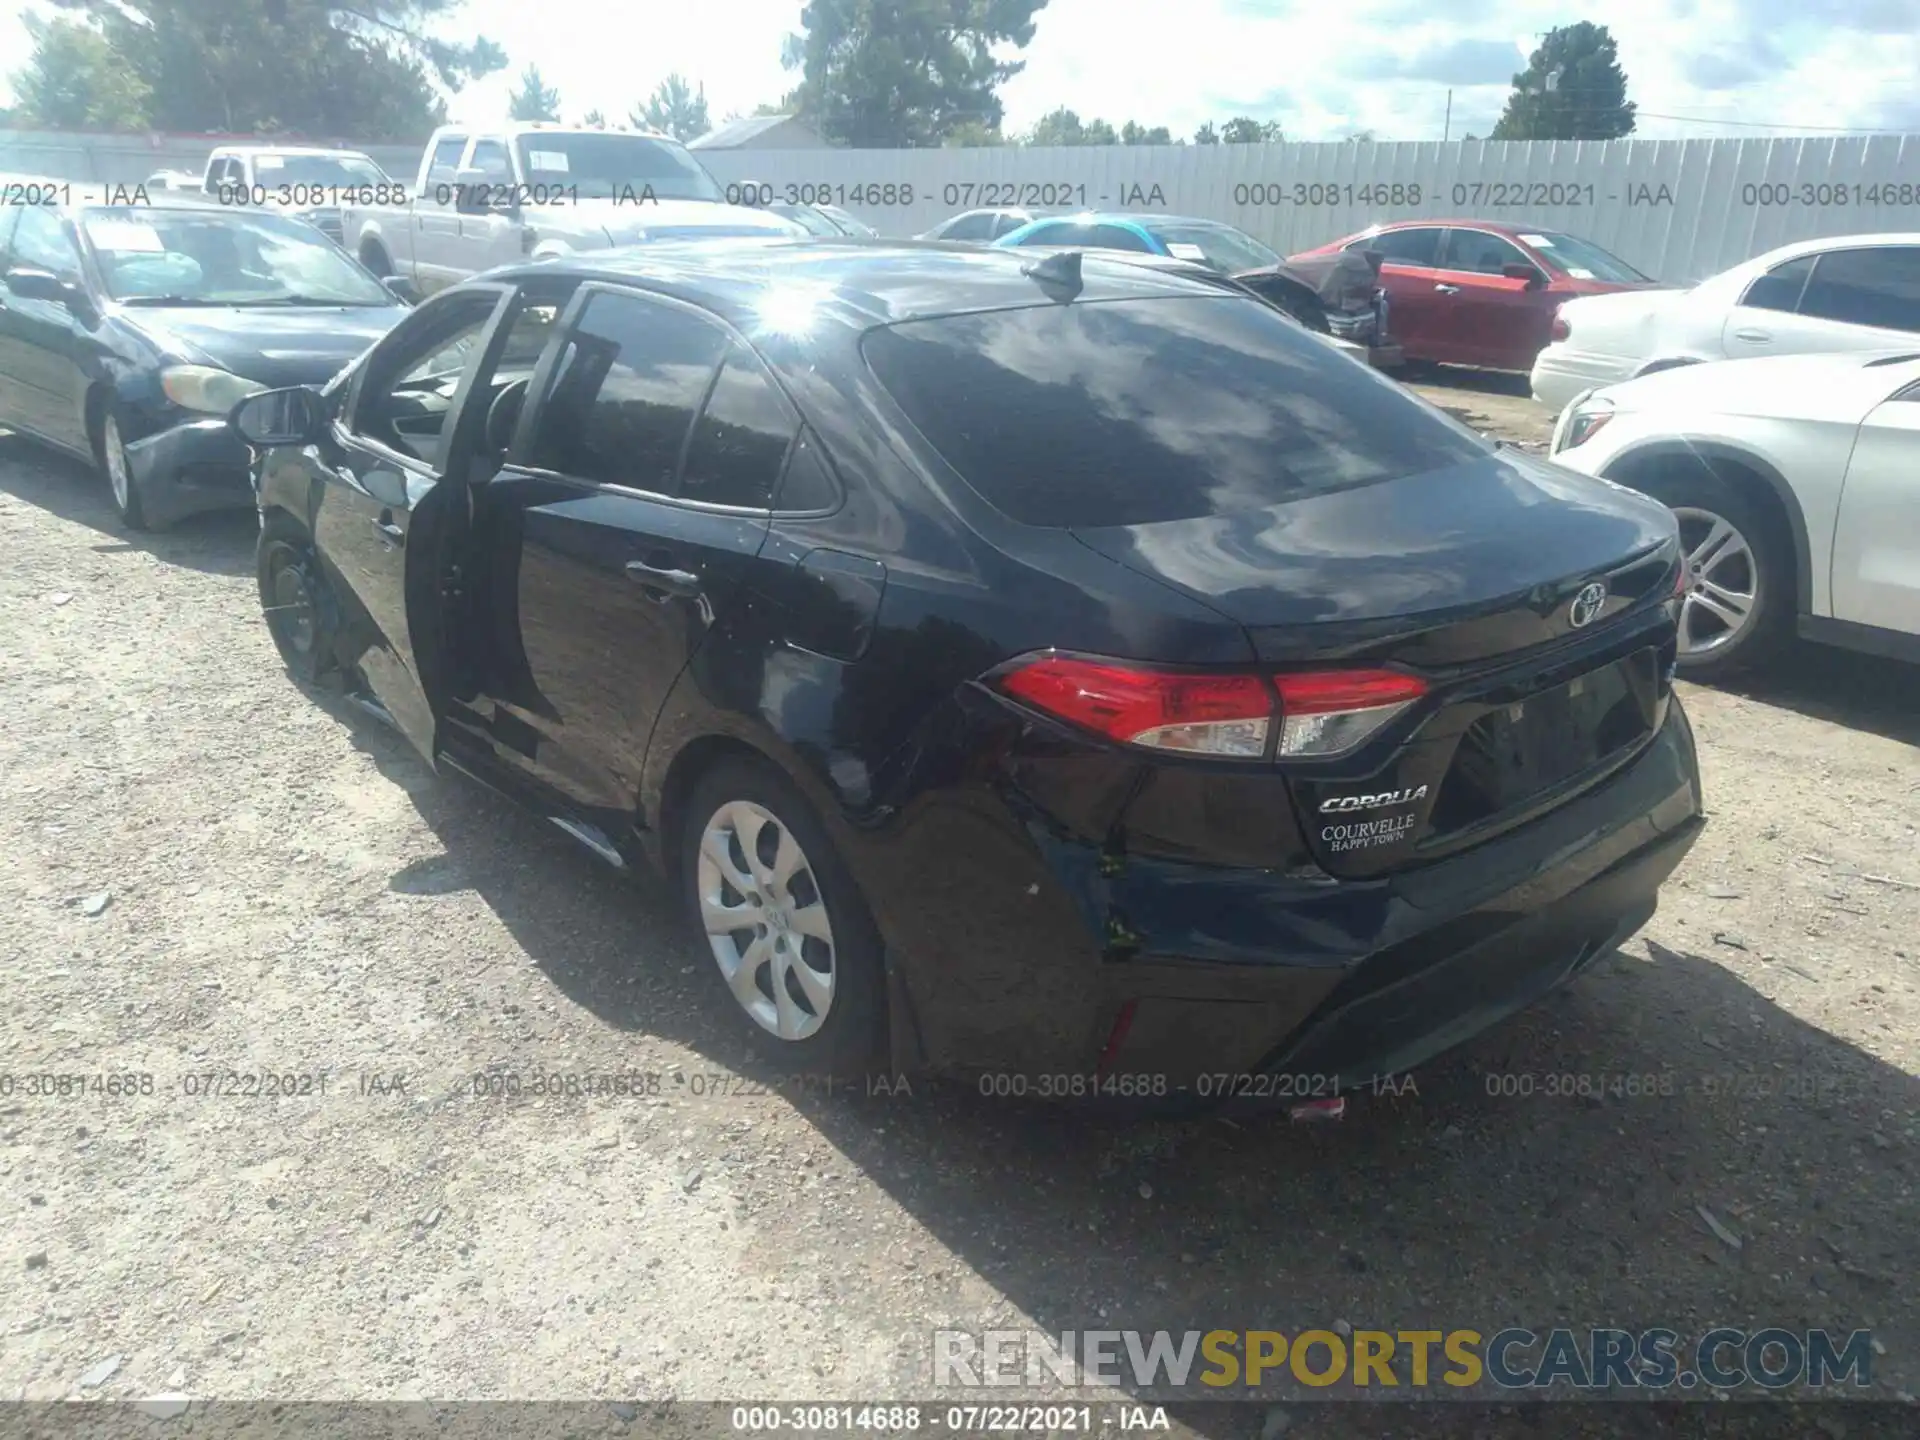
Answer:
[1021,248,1084,300]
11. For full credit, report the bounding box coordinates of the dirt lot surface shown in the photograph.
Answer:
[1406,368,1557,449]
[2,370,1917,1438]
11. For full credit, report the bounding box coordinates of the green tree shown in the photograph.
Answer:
[783,0,1050,148]
[1193,121,1219,144]
[943,120,1010,146]
[1027,107,1117,145]
[1490,22,1635,140]
[581,108,606,126]
[632,73,710,140]
[509,64,562,122]
[1220,116,1283,143]
[10,14,151,128]
[1120,121,1171,145]
[29,0,500,138]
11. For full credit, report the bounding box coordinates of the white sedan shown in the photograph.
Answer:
[1531,233,1920,413]
[1547,349,1920,678]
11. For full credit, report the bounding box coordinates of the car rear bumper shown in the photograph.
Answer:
[1530,346,1637,411]
[124,417,255,528]
[875,695,1702,1095]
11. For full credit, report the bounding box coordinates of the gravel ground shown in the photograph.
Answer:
[2,370,1917,1436]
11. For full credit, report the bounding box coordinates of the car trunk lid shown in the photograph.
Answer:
[1071,450,1682,875]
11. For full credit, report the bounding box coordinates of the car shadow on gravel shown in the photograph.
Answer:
[1700,646,1920,748]
[0,438,256,577]
[334,708,1914,1430]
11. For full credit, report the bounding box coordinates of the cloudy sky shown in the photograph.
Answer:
[5,0,1920,141]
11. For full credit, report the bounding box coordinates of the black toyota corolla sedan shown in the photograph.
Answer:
[229,239,1704,1096]
[0,195,409,530]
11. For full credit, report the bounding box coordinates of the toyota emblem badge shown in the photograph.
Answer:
[1568,581,1607,629]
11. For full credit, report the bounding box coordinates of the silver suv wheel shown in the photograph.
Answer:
[1673,505,1759,657]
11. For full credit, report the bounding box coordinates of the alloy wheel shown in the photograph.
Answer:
[103,414,132,512]
[1672,505,1759,657]
[695,799,837,1041]
[266,551,318,660]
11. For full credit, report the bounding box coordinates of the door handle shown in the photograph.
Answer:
[625,558,701,599]
[372,515,404,547]
[1434,283,1460,294]
[1733,327,1772,343]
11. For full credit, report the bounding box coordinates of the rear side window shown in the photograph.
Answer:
[864,295,1490,528]
[1799,247,1920,331]
[527,290,727,493]
[1740,255,1814,313]
[426,136,466,186]
[679,342,797,509]
[1088,224,1151,252]
[991,213,1028,239]
[940,212,994,242]
[1353,227,1440,266]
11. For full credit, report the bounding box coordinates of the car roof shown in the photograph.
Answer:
[211,145,372,157]
[1745,231,1920,267]
[431,121,677,143]
[1017,212,1247,234]
[482,237,1246,330]
[1359,218,1547,235]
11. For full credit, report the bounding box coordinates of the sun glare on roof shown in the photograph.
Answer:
[753,280,835,339]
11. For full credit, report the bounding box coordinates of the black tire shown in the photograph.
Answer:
[679,757,884,1079]
[94,407,150,531]
[359,242,393,278]
[256,514,337,687]
[1630,464,1791,681]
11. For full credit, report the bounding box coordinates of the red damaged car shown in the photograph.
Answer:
[1291,220,1658,372]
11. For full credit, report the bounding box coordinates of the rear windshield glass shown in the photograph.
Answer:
[1156,224,1280,273]
[862,296,1490,527]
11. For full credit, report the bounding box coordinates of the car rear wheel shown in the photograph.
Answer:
[97,412,149,531]
[256,515,336,686]
[680,758,883,1077]
[1633,471,1789,679]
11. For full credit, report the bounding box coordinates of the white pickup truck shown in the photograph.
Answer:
[199,144,399,248]
[339,122,801,293]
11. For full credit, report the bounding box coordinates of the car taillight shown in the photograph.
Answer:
[991,656,1428,760]
[995,656,1273,757]
[1550,308,1571,342]
[1271,669,1429,758]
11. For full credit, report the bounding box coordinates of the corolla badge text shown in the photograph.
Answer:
[1320,784,1428,814]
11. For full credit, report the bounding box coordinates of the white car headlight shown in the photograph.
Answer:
[1556,395,1615,453]
[161,365,268,415]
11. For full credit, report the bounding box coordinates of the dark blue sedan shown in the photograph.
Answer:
[993,211,1285,273]
[0,195,410,530]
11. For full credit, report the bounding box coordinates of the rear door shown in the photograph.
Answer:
[1435,227,1551,369]
[1347,226,1447,359]
[312,284,517,762]
[1724,246,1920,361]
[459,284,788,822]
[1831,376,1920,636]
